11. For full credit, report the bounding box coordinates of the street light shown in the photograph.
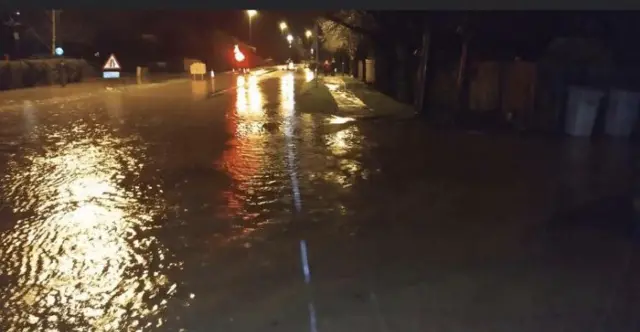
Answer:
[286,34,293,43]
[279,21,288,33]
[286,34,293,48]
[305,30,312,38]
[246,10,257,43]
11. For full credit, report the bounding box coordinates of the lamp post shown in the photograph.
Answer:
[286,34,293,48]
[51,10,57,56]
[304,30,314,64]
[314,23,320,86]
[246,10,257,43]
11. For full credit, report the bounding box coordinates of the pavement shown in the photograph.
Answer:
[0,69,638,331]
[297,74,415,121]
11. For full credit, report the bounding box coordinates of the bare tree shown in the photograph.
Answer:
[317,10,379,59]
[318,11,360,57]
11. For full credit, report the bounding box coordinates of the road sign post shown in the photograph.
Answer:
[102,54,121,79]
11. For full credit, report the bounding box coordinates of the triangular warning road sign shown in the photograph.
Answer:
[103,54,121,71]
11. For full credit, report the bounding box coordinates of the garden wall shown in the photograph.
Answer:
[0,59,97,91]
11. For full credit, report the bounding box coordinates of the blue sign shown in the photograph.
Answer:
[102,71,120,79]
[55,47,64,56]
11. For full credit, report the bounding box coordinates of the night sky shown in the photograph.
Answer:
[122,11,319,47]
[1,10,321,62]
[6,10,640,65]
[81,10,320,58]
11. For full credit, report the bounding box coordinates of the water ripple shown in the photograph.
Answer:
[0,122,176,331]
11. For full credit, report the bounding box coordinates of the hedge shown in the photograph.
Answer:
[0,59,97,91]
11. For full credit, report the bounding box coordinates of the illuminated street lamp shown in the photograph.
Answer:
[279,21,288,33]
[305,30,312,38]
[246,10,257,43]
[286,34,293,48]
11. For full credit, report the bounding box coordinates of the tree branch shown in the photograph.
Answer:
[322,13,377,37]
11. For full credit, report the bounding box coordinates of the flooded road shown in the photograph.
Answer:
[0,70,639,331]
[0,71,367,331]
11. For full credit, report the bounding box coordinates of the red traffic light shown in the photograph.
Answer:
[234,45,245,62]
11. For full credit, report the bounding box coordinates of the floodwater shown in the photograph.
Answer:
[0,70,639,331]
[0,71,369,331]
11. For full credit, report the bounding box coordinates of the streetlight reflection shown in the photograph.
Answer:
[280,73,302,211]
[220,70,271,232]
[281,73,295,114]
[324,126,363,187]
[235,74,264,131]
[304,68,315,82]
[190,80,208,101]
[236,85,247,113]
[0,128,174,330]
[329,115,355,125]
[248,75,262,114]
[22,101,38,136]
[326,125,362,156]
[236,75,246,87]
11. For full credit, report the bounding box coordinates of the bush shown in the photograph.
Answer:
[0,58,97,91]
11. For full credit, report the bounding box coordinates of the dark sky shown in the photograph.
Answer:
[1,9,321,60]
[100,10,321,57]
[201,10,319,56]
[11,11,640,64]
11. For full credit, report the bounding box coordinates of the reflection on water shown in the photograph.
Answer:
[190,80,208,100]
[326,126,359,156]
[0,70,382,329]
[324,126,363,187]
[236,75,245,87]
[236,79,247,111]
[281,73,295,116]
[217,72,311,237]
[235,74,266,137]
[329,115,355,125]
[0,123,175,331]
[281,73,302,211]
[105,92,124,123]
[218,74,270,228]
[304,68,315,82]
[248,76,262,115]
[22,101,38,137]
[236,75,263,117]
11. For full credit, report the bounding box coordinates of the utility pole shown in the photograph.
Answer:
[51,10,56,55]
[414,24,430,115]
[314,22,320,87]
[347,36,351,76]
